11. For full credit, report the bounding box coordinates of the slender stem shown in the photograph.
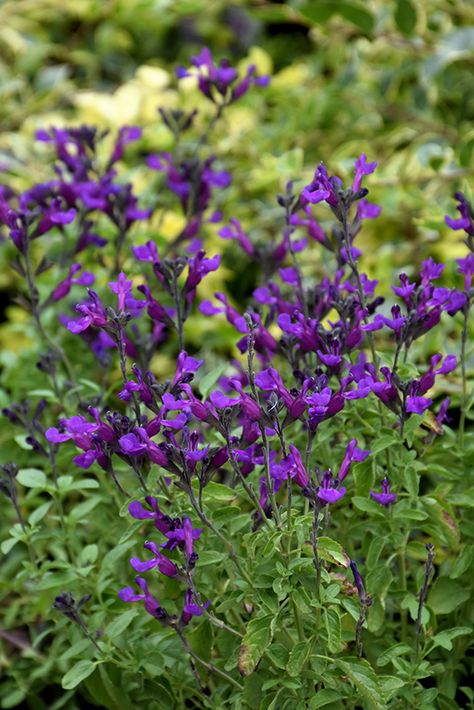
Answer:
[245,319,280,526]
[187,576,243,638]
[310,504,323,601]
[116,322,142,425]
[341,212,379,371]
[113,225,127,275]
[171,271,185,352]
[23,235,76,386]
[459,301,470,448]
[398,534,408,642]
[188,487,253,585]
[355,599,371,658]
[223,429,272,528]
[415,544,435,661]
[291,596,304,642]
[175,626,243,691]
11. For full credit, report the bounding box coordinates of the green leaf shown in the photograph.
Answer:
[203,481,235,503]
[61,638,92,662]
[29,501,52,526]
[371,435,397,454]
[1,688,26,708]
[17,467,46,488]
[62,660,97,689]
[309,689,345,708]
[428,578,470,615]
[402,466,419,498]
[323,607,342,653]
[1,537,19,554]
[376,643,411,667]
[318,537,350,567]
[196,550,227,566]
[299,0,338,23]
[38,571,77,590]
[198,363,228,398]
[339,2,374,34]
[367,537,386,569]
[394,0,417,35]
[431,627,472,651]
[107,608,138,639]
[79,544,99,566]
[286,638,313,677]
[266,643,289,670]
[238,615,275,676]
[352,497,385,517]
[336,658,387,709]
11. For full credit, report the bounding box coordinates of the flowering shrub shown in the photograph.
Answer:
[0,48,473,710]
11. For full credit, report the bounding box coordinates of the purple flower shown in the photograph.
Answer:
[218,218,255,256]
[445,192,474,236]
[164,517,203,556]
[301,162,339,207]
[181,589,210,626]
[317,471,346,505]
[109,126,142,166]
[338,439,370,483]
[118,576,167,620]
[370,477,396,507]
[280,445,309,489]
[406,396,433,415]
[353,154,377,193]
[357,199,381,220]
[128,497,173,535]
[172,351,204,386]
[67,289,108,333]
[176,48,269,104]
[49,263,95,303]
[457,253,474,291]
[108,272,134,312]
[132,240,159,263]
[350,560,366,599]
[130,540,179,577]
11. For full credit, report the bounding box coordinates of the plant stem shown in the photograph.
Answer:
[398,536,408,642]
[188,488,253,585]
[415,544,435,662]
[245,317,280,526]
[459,301,470,448]
[171,270,185,352]
[23,235,76,386]
[175,626,243,691]
[187,576,243,638]
[223,429,272,527]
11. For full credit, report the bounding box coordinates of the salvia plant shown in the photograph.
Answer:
[0,48,473,710]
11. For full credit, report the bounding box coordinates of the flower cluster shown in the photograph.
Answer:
[119,499,208,626]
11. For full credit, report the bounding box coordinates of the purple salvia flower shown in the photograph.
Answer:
[406,395,433,415]
[128,497,173,535]
[350,560,366,599]
[352,154,377,193]
[180,589,210,626]
[130,540,179,577]
[49,263,95,303]
[109,272,134,312]
[445,192,474,236]
[118,576,167,620]
[317,471,346,505]
[164,518,203,553]
[370,477,396,507]
[338,439,370,483]
[457,253,474,291]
